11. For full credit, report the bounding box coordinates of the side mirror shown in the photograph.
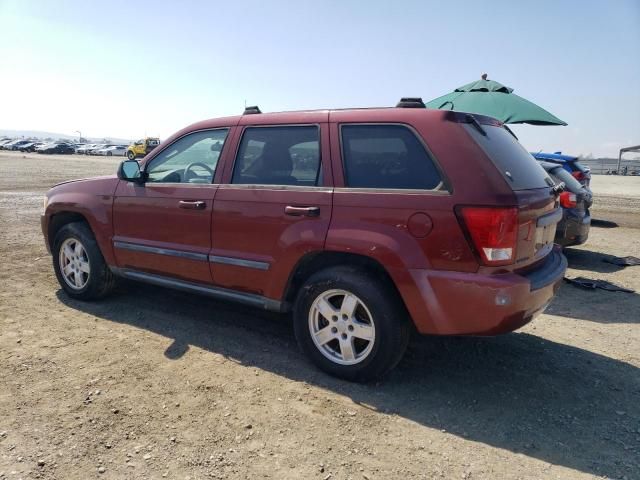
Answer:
[117,160,143,183]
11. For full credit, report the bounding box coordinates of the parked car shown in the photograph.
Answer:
[76,144,98,155]
[1,139,19,149]
[88,144,115,155]
[127,137,160,160]
[0,138,16,149]
[4,139,34,150]
[17,141,45,152]
[540,161,592,247]
[41,101,567,381]
[37,142,75,154]
[532,151,591,187]
[95,145,127,156]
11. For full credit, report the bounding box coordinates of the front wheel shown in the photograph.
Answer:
[127,150,135,160]
[293,266,410,381]
[52,222,115,300]
[106,151,112,156]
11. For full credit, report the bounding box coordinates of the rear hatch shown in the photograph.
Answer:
[462,121,561,269]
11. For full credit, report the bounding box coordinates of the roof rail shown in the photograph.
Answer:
[244,105,262,115]
[396,97,426,108]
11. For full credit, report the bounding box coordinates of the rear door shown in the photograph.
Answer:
[112,128,231,283]
[210,119,333,299]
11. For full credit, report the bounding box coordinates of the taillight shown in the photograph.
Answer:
[559,191,577,208]
[571,171,585,181]
[458,207,518,266]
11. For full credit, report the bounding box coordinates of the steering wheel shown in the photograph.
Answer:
[183,162,214,182]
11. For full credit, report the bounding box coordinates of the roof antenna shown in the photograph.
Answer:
[481,73,488,80]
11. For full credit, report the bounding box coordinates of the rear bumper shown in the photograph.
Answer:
[556,213,590,247]
[398,246,567,335]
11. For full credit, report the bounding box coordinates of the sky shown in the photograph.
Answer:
[0,0,638,157]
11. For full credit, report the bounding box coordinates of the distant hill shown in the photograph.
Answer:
[0,129,133,145]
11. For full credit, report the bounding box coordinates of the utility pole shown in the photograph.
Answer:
[75,130,82,142]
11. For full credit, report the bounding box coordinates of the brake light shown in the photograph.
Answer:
[559,191,577,208]
[458,207,518,266]
[571,171,585,181]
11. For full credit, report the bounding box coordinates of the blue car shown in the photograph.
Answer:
[531,151,591,187]
[539,161,592,247]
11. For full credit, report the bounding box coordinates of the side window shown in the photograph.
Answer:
[232,126,320,186]
[146,129,228,184]
[341,124,442,190]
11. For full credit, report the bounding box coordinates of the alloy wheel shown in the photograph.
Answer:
[308,289,376,365]
[58,238,91,290]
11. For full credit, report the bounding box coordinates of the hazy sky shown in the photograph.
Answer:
[1,0,638,157]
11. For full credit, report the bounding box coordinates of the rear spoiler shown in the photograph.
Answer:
[442,110,503,127]
[442,111,519,139]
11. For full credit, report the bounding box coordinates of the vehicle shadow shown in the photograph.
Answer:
[56,285,640,479]
[591,218,619,229]
[544,281,639,324]
[564,247,626,273]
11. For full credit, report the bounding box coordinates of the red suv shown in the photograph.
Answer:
[41,99,567,381]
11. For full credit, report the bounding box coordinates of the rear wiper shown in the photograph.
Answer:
[466,114,487,136]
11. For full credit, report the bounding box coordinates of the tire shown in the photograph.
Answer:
[107,151,112,156]
[52,222,115,300]
[293,266,410,382]
[127,150,135,160]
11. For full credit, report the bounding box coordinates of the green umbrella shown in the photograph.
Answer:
[425,74,567,126]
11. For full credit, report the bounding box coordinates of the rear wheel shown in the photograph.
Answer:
[107,151,112,156]
[293,266,410,381]
[52,222,115,300]
[127,150,135,160]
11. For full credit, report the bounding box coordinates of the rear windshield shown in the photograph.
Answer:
[464,124,552,190]
[548,166,584,194]
[573,161,589,173]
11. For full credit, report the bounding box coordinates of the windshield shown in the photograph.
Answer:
[464,124,552,191]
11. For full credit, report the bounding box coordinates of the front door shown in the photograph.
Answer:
[112,128,231,284]
[211,123,333,299]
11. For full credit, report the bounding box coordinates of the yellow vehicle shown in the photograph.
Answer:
[126,137,160,160]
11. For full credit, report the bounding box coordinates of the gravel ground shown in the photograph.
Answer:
[0,151,639,480]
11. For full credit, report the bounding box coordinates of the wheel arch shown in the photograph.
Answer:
[48,211,91,251]
[47,209,115,265]
[283,251,408,315]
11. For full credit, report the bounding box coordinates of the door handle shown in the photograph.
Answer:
[284,206,320,217]
[179,200,206,210]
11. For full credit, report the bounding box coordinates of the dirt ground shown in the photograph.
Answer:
[1,150,639,480]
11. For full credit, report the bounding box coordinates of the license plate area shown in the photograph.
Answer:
[534,223,556,257]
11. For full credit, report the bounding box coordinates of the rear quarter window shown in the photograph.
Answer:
[464,124,552,190]
[340,124,443,190]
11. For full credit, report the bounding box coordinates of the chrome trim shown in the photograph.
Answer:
[113,241,208,262]
[209,255,270,271]
[218,184,332,193]
[110,267,285,312]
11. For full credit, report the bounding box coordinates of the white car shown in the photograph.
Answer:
[87,144,111,155]
[95,145,127,156]
[76,144,99,154]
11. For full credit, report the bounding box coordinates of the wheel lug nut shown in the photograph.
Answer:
[342,314,348,320]
[331,316,338,322]
[348,325,354,331]
[331,327,337,334]
[341,333,348,340]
